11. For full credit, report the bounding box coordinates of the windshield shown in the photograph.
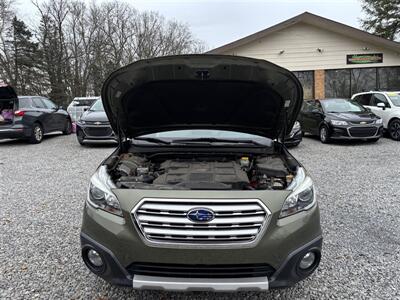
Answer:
[387,92,400,106]
[139,130,272,145]
[72,99,97,106]
[89,99,104,111]
[321,99,367,113]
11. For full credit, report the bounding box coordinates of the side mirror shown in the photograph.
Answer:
[83,107,88,111]
[377,102,386,110]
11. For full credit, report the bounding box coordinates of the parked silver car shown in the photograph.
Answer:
[75,99,116,145]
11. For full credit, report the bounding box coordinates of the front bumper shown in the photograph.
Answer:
[80,190,322,291]
[330,124,383,140]
[284,130,302,147]
[76,123,117,142]
[81,232,322,291]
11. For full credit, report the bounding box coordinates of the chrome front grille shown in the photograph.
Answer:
[132,198,271,249]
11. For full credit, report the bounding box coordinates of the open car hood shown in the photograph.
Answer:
[101,55,303,140]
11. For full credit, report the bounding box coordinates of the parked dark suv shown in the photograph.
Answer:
[0,84,72,143]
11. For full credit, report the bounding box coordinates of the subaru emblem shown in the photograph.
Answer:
[187,208,215,222]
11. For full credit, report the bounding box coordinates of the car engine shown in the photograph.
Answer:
[152,160,249,190]
[109,153,293,190]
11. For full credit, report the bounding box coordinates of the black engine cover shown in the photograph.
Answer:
[153,160,249,190]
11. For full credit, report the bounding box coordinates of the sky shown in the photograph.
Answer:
[16,0,364,50]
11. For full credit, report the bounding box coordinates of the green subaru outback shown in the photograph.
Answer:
[80,55,322,292]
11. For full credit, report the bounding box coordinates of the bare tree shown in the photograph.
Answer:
[3,0,206,103]
[0,0,15,82]
[33,0,70,104]
[133,11,205,59]
[66,0,99,97]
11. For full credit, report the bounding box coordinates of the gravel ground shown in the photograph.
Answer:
[1,134,400,299]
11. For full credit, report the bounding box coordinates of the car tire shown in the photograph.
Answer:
[63,119,72,135]
[388,119,400,141]
[29,123,44,144]
[77,130,85,146]
[319,126,330,144]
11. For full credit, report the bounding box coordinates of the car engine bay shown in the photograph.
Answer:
[108,152,295,190]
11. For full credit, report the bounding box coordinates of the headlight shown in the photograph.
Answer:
[330,120,348,126]
[87,166,123,216]
[375,118,383,124]
[280,169,316,218]
[78,119,86,125]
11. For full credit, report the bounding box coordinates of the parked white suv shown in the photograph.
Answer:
[352,91,400,140]
[67,96,100,122]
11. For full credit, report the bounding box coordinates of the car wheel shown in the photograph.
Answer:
[63,119,72,135]
[29,123,43,144]
[319,126,330,144]
[389,119,400,141]
[77,130,85,146]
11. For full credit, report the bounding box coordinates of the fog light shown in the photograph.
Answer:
[87,249,103,267]
[299,252,316,270]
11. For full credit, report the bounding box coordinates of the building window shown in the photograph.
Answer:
[378,67,400,90]
[325,67,400,99]
[325,69,351,98]
[351,68,376,94]
[293,71,314,100]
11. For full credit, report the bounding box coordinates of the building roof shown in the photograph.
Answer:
[208,12,400,54]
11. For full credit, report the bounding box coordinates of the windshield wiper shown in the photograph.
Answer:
[133,137,171,144]
[329,111,362,113]
[171,137,264,146]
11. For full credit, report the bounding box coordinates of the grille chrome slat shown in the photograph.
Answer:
[137,214,265,224]
[147,234,256,240]
[147,235,256,241]
[143,227,260,236]
[132,198,271,249]
[140,202,263,212]
[137,210,266,217]
[141,223,261,229]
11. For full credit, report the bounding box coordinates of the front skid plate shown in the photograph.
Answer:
[132,275,269,291]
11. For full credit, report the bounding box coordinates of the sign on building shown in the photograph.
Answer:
[346,53,383,65]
